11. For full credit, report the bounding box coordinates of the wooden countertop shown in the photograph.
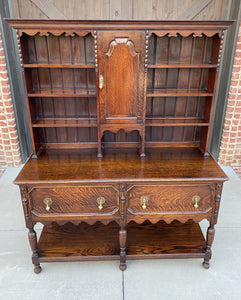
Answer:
[14,148,228,184]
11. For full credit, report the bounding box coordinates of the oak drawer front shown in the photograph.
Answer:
[30,186,119,216]
[127,185,213,214]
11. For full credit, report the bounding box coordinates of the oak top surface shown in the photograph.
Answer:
[14,148,228,184]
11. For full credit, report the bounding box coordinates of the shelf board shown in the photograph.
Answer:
[37,220,206,262]
[32,118,98,127]
[24,63,95,69]
[126,220,206,259]
[38,222,120,261]
[28,89,96,98]
[146,89,213,97]
[148,63,217,69]
[145,117,209,127]
[42,142,98,149]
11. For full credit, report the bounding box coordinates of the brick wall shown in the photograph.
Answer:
[219,25,241,166]
[0,33,21,167]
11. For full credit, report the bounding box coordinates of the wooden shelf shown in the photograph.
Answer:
[145,117,209,127]
[38,222,120,261]
[28,89,96,98]
[148,63,217,69]
[32,118,97,127]
[24,63,95,69]
[146,89,213,97]
[37,220,206,261]
[126,220,206,258]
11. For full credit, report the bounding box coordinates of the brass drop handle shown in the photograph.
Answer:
[140,196,148,210]
[99,75,104,89]
[43,197,52,211]
[192,195,200,209]
[97,196,105,210]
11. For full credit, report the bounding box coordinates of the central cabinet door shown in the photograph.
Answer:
[97,31,146,127]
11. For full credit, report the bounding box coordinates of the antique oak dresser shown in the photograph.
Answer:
[8,19,231,273]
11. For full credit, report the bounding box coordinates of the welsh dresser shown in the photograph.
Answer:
[8,19,231,273]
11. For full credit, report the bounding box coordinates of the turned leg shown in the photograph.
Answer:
[28,228,41,274]
[119,227,127,271]
[203,224,215,269]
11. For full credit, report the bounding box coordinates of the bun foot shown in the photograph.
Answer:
[34,265,42,274]
[119,263,127,271]
[202,261,210,269]
[140,153,145,157]
[97,153,103,158]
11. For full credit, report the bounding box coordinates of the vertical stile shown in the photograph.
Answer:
[17,30,38,155]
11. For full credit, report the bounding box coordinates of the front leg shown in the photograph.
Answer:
[119,227,127,271]
[203,224,215,269]
[28,228,41,274]
[203,183,223,269]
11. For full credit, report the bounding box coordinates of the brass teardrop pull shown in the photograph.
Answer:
[192,195,200,209]
[97,196,105,210]
[140,196,148,209]
[43,197,52,211]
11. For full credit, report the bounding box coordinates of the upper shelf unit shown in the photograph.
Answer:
[7,20,232,156]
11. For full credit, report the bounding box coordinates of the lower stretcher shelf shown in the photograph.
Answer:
[38,220,206,262]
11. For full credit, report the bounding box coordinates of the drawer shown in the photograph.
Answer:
[29,186,119,216]
[127,184,214,215]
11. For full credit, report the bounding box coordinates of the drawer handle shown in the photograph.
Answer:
[97,196,105,210]
[140,196,148,209]
[43,197,52,211]
[192,195,200,209]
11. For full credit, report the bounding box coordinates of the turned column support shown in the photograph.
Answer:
[203,183,223,269]
[20,186,41,273]
[203,225,215,269]
[28,228,42,274]
[119,228,127,271]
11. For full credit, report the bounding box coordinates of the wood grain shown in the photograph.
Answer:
[11,19,230,272]
[38,220,206,261]
[30,185,119,215]
[14,147,228,184]
[126,220,206,257]
[38,221,120,260]
[127,184,213,213]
